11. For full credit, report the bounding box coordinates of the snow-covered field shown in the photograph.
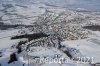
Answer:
[0,3,46,25]
[0,29,20,50]
[62,31,100,63]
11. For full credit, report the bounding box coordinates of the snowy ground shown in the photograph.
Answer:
[0,3,46,25]
[1,29,100,66]
[0,2,100,66]
[0,29,20,50]
[62,31,100,63]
